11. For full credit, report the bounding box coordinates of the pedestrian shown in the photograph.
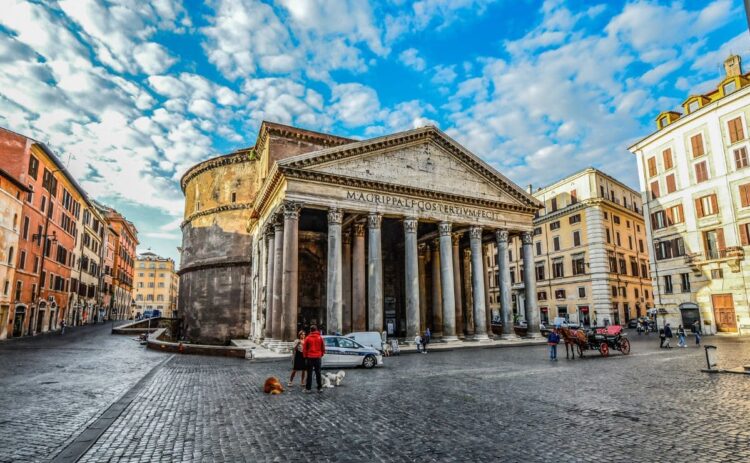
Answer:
[659,328,666,348]
[693,320,702,346]
[547,327,560,361]
[302,325,325,393]
[414,334,422,353]
[60,320,66,335]
[663,323,673,348]
[288,330,307,387]
[422,328,431,354]
[677,324,687,348]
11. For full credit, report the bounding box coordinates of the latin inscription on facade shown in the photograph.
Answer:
[345,190,501,221]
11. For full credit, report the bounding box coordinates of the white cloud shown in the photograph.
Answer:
[399,48,426,71]
[133,42,177,74]
[329,83,381,127]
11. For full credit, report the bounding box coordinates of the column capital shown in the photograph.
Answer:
[451,233,462,245]
[432,238,441,248]
[495,229,509,244]
[353,221,366,237]
[521,231,533,245]
[438,221,452,236]
[327,207,343,225]
[273,217,284,232]
[403,217,418,234]
[367,212,382,229]
[342,230,352,245]
[418,243,429,256]
[282,201,303,220]
[469,226,483,240]
[463,247,472,259]
[264,224,276,238]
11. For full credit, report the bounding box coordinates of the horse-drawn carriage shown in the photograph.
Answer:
[560,325,631,358]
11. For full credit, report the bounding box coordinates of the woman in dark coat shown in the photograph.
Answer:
[289,330,307,387]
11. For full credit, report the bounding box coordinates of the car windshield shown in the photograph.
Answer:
[324,337,338,347]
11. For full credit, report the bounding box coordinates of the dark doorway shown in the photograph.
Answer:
[13,306,25,337]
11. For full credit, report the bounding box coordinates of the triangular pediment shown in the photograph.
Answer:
[277,126,539,209]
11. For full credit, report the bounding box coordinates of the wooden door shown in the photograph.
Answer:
[712,294,736,333]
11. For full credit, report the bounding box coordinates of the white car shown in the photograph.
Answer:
[322,335,383,369]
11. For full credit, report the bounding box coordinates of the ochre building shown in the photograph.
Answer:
[133,251,179,318]
[179,122,542,346]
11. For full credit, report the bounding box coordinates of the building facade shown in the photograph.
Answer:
[179,122,542,346]
[629,55,750,334]
[68,203,105,325]
[133,251,179,318]
[104,209,138,320]
[0,170,26,339]
[489,168,653,327]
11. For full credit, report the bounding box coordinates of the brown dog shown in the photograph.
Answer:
[263,376,284,395]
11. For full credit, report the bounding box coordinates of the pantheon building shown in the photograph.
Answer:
[179,122,542,347]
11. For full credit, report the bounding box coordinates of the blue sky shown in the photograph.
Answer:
[1,0,748,265]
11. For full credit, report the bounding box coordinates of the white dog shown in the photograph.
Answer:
[322,370,345,388]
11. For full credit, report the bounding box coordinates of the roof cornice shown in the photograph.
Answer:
[180,149,255,192]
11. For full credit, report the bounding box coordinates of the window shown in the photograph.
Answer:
[22,216,29,240]
[666,204,684,225]
[628,236,633,250]
[611,285,618,297]
[535,242,542,256]
[578,287,586,298]
[551,197,557,212]
[606,228,611,244]
[553,236,560,251]
[538,291,547,301]
[618,256,626,274]
[695,161,708,183]
[664,275,673,294]
[641,261,648,278]
[634,288,639,299]
[552,259,564,278]
[740,184,750,208]
[616,232,621,246]
[613,215,620,225]
[533,227,542,236]
[695,194,718,218]
[572,255,585,275]
[651,210,666,229]
[570,189,577,204]
[28,155,39,179]
[703,228,725,260]
[690,134,705,157]
[7,247,13,265]
[33,256,39,273]
[535,263,545,281]
[14,281,22,300]
[659,116,668,128]
[555,289,566,300]
[724,81,737,95]
[639,239,644,253]
[662,148,673,169]
[647,157,657,177]
[740,222,750,246]
[681,273,691,293]
[549,221,560,231]
[630,257,639,276]
[734,147,748,169]
[136,294,143,301]
[19,250,26,270]
[231,192,237,203]
[688,100,700,113]
[665,174,676,194]
[651,180,660,199]
[711,269,723,279]
[728,117,744,144]
[608,253,617,273]
[569,214,581,224]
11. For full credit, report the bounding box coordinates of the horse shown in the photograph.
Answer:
[557,327,587,359]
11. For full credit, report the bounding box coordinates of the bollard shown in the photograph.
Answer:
[702,345,718,373]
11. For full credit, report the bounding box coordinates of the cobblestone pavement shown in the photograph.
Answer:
[74,333,750,463]
[0,323,164,463]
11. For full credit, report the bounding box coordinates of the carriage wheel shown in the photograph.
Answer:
[619,338,631,355]
[576,344,583,358]
[599,343,609,357]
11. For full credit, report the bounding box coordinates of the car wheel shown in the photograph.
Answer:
[362,354,376,369]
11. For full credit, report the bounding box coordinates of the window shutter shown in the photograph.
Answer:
[716,227,726,251]
[663,149,672,169]
[739,223,749,246]
[691,134,704,157]
[710,194,718,215]
[729,117,744,144]
[695,198,704,218]
[741,184,750,208]
[650,213,657,229]
[677,204,684,223]
[665,207,673,225]
[648,157,657,177]
[666,174,676,193]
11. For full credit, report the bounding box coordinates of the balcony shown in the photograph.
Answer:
[684,247,745,272]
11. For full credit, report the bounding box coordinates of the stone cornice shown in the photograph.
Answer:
[279,127,540,209]
[181,203,253,229]
[255,121,353,162]
[278,167,538,214]
[178,258,252,276]
[180,150,256,192]
[533,197,645,225]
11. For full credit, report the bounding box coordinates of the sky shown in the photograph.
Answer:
[1,0,748,266]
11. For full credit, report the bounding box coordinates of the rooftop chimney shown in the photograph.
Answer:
[527,184,533,194]
[725,54,742,78]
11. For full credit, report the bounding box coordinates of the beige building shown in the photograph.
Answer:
[133,251,178,318]
[629,55,750,335]
[0,170,25,339]
[488,168,654,327]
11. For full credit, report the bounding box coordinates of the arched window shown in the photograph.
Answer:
[13,213,18,230]
[7,247,14,265]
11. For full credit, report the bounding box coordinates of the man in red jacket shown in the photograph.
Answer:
[303,325,326,393]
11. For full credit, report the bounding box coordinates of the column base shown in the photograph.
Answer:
[473,334,491,342]
[269,341,294,353]
[499,333,520,341]
[442,335,459,342]
[525,332,544,340]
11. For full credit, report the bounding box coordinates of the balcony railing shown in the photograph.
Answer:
[684,246,745,271]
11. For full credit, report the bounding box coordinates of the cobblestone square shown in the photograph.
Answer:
[2,326,749,462]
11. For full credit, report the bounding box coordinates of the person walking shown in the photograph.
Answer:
[659,327,666,348]
[288,330,307,387]
[414,334,422,353]
[547,327,560,361]
[663,323,673,349]
[677,324,687,348]
[60,320,66,335]
[303,325,325,393]
[422,328,431,354]
[693,320,702,346]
